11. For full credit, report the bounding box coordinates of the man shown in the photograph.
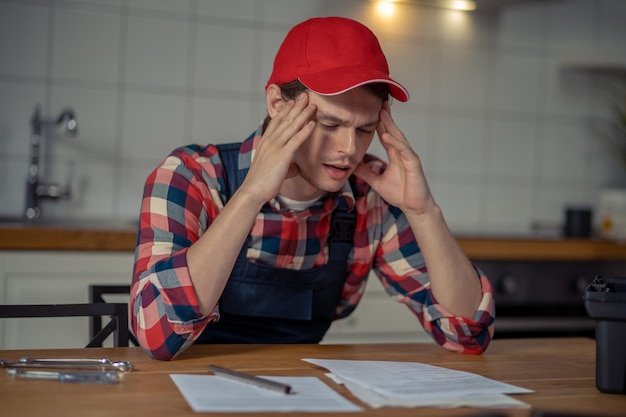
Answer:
[131,16,494,361]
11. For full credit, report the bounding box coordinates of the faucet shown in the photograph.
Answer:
[25,105,78,220]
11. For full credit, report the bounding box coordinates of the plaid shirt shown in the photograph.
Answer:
[131,126,495,360]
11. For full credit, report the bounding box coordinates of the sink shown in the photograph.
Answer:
[0,215,138,230]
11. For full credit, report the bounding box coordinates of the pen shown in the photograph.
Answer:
[6,368,120,384]
[207,364,292,394]
[0,357,134,372]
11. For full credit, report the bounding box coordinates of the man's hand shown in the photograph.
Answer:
[238,93,317,205]
[353,101,434,217]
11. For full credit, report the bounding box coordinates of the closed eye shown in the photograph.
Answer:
[315,110,378,134]
[320,124,373,134]
[320,123,339,130]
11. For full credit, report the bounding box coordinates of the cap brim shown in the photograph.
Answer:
[299,66,409,102]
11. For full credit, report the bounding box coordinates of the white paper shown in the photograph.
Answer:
[305,358,532,409]
[170,374,362,413]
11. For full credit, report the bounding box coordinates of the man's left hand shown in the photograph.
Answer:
[353,101,434,217]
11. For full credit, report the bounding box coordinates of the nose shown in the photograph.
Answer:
[336,128,357,156]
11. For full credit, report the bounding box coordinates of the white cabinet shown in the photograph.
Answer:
[0,251,431,349]
[324,275,432,344]
[0,251,135,349]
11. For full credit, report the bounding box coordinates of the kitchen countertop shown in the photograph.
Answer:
[2,222,626,260]
[0,222,137,252]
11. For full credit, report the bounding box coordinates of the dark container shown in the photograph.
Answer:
[584,276,626,394]
[564,206,592,238]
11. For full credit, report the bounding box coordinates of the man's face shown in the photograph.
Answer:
[281,87,383,200]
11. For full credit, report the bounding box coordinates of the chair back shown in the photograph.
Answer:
[89,285,138,346]
[0,303,130,348]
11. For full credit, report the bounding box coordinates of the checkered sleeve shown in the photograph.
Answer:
[374,204,495,355]
[131,145,222,360]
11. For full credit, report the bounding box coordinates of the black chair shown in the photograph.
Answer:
[0,303,130,348]
[89,285,138,346]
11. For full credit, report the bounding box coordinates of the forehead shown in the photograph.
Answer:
[308,87,383,125]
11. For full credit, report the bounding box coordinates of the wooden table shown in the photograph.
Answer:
[0,338,624,417]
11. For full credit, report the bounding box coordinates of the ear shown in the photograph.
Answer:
[266,84,285,118]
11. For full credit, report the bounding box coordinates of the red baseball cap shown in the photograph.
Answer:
[266,17,409,102]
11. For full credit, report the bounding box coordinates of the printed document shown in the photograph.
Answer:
[170,374,362,413]
[304,358,532,409]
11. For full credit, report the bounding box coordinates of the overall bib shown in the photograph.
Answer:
[197,143,355,344]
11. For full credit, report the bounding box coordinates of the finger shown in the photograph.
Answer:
[265,93,308,131]
[277,93,309,125]
[376,117,393,155]
[382,133,423,175]
[282,119,315,152]
[263,99,296,136]
[379,108,408,145]
[382,132,415,162]
[271,102,316,145]
[376,107,389,137]
[380,132,404,161]
[262,113,314,158]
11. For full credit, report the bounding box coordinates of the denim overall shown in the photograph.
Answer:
[197,143,355,344]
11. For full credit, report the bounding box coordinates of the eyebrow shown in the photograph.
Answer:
[316,110,379,129]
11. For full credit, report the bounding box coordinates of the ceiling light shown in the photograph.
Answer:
[448,1,476,11]
[375,0,477,11]
[375,0,397,17]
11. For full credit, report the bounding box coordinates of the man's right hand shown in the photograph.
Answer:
[238,91,317,206]
[187,90,317,316]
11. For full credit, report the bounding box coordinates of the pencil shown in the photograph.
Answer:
[207,364,293,394]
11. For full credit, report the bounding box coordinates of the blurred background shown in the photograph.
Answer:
[1,0,625,235]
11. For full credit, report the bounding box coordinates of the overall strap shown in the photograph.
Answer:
[216,142,244,199]
[327,175,357,263]
[329,175,357,244]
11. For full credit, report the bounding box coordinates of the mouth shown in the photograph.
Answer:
[323,163,351,171]
[323,163,352,180]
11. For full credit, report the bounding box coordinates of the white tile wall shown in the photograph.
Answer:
[120,91,187,161]
[491,53,544,115]
[488,119,538,180]
[43,155,119,219]
[543,59,593,117]
[0,159,27,215]
[434,115,487,178]
[124,15,189,89]
[545,0,595,49]
[484,182,535,233]
[193,23,257,93]
[431,181,483,233]
[51,7,122,84]
[196,0,257,21]
[190,95,259,144]
[0,81,47,155]
[0,2,49,79]
[383,41,433,107]
[49,84,119,160]
[494,4,545,50]
[1,0,625,236]
[598,0,626,49]
[128,0,192,15]
[437,47,491,111]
